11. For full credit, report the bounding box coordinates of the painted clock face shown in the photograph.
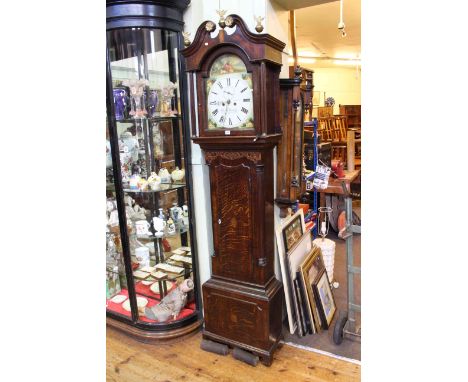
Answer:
[206,54,254,130]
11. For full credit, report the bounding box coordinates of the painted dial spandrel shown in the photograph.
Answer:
[206,54,254,130]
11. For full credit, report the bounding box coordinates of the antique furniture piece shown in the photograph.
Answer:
[276,75,304,217]
[339,104,361,129]
[289,66,314,122]
[277,68,318,214]
[182,15,285,366]
[317,106,334,118]
[339,104,361,168]
[106,0,203,342]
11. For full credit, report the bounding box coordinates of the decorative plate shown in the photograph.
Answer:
[110,294,127,304]
[150,281,173,294]
[133,270,150,279]
[122,297,148,312]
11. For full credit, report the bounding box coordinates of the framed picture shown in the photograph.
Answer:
[286,231,316,334]
[313,269,336,329]
[275,210,306,334]
[299,247,326,330]
[282,213,304,253]
[312,91,321,106]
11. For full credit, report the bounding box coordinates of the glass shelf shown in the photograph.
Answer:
[106,183,186,193]
[116,116,181,124]
[123,183,186,193]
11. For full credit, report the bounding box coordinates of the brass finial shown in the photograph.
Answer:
[182,31,191,47]
[225,15,234,27]
[254,15,264,33]
[216,9,227,28]
[205,21,216,32]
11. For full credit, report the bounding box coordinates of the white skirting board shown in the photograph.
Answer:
[281,340,361,365]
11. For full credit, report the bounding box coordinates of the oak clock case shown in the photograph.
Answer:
[105,0,202,342]
[182,15,286,366]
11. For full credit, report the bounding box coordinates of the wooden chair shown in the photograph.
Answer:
[317,106,334,118]
[318,118,332,141]
[334,115,348,142]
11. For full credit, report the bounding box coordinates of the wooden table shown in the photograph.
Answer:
[317,169,361,232]
[319,169,361,195]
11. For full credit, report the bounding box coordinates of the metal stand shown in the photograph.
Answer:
[333,182,361,345]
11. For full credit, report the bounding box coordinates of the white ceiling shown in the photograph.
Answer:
[279,0,361,68]
[273,0,335,10]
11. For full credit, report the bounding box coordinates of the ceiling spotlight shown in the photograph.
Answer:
[338,0,347,38]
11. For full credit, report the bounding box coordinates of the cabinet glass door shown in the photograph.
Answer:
[106,28,197,325]
[106,120,133,319]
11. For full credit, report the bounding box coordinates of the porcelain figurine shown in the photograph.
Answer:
[152,216,165,238]
[171,167,185,183]
[160,82,178,117]
[124,195,135,207]
[129,174,140,190]
[158,168,171,183]
[108,210,119,227]
[169,203,183,221]
[144,279,194,322]
[120,131,139,162]
[138,177,149,191]
[166,217,176,236]
[148,172,161,190]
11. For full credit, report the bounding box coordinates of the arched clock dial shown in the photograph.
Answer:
[205,54,254,130]
[207,74,253,128]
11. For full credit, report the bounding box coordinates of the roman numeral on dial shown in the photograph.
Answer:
[219,116,225,123]
[217,82,223,89]
[212,109,218,116]
[210,101,217,105]
[241,107,248,114]
[226,78,231,86]
[240,87,247,93]
[243,99,250,102]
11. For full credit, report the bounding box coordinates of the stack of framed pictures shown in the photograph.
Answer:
[276,210,337,336]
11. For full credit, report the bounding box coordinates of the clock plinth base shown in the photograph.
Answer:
[201,276,283,366]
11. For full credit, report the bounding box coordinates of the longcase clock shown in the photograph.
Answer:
[182,15,285,366]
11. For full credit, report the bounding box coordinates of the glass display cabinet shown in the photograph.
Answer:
[106,0,202,341]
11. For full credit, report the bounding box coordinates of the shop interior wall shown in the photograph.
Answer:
[310,66,361,115]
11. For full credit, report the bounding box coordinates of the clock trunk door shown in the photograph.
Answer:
[210,156,256,283]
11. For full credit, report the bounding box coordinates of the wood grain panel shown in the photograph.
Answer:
[205,292,261,347]
[210,159,254,282]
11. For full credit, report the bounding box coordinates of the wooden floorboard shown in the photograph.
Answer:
[107,327,360,382]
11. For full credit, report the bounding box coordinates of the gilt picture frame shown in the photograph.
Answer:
[299,246,327,330]
[313,269,336,329]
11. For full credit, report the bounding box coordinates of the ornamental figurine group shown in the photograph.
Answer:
[128,166,185,192]
[113,80,178,120]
